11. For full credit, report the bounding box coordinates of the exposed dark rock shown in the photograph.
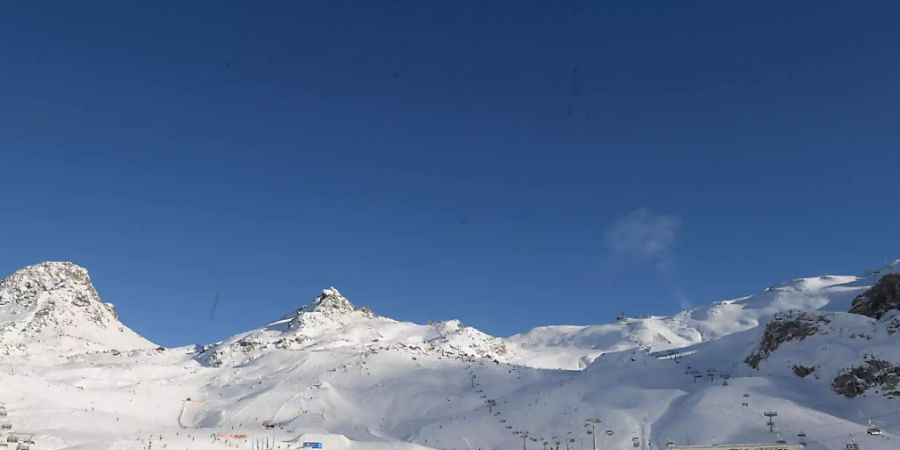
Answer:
[745,311,831,369]
[792,364,816,378]
[850,274,900,319]
[832,356,900,398]
[886,315,900,335]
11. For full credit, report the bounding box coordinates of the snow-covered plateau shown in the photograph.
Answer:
[2,260,900,450]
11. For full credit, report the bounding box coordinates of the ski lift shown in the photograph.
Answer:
[867,417,882,436]
[846,435,859,450]
[666,441,675,448]
[632,437,640,447]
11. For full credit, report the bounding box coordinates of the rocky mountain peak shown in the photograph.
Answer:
[0,261,153,355]
[299,287,373,316]
[0,261,112,317]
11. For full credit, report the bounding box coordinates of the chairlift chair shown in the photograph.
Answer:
[846,435,859,450]
[866,417,882,436]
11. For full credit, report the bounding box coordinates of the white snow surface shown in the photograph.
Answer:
[1,260,900,450]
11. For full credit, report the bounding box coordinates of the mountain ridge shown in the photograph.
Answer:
[3,259,899,369]
[2,259,900,450]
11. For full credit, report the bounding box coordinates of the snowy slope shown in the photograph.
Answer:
[1,260,900,450]
[505,264,894,369]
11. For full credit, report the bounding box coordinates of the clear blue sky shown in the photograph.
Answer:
[1,1,899,347]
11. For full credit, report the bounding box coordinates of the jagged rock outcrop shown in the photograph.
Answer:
[850,274,900,319]
[745,311,832,369]
[832,356,900,398]
[296,288,373,316]
[792,364,816,378]
[0,262,153,356]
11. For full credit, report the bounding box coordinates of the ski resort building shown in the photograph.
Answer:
[668,444,803,450]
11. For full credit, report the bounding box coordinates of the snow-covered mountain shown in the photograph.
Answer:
[505,268,874,370]
[0,261,154,357]
[199,287,510,368]
[1,260,900,450]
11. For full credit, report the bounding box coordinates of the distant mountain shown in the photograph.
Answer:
[0,261,154,357]
[1,260,900,450]
[198,287,510,367]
